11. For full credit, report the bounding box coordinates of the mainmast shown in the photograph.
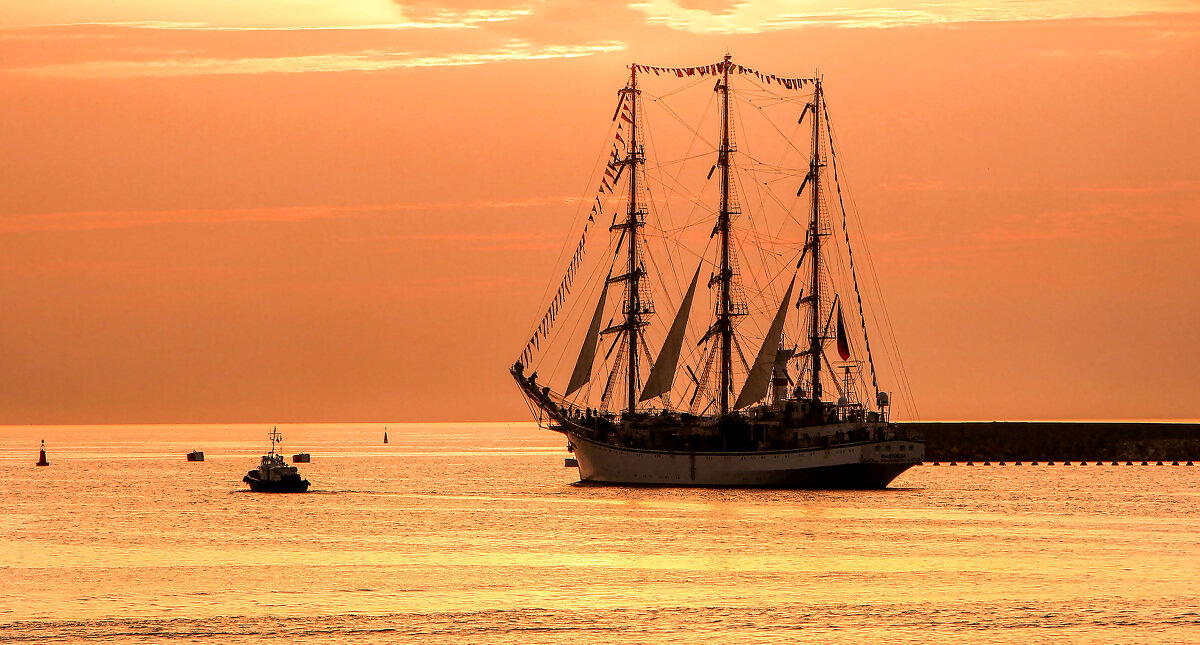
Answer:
[806,78,826,403]
[616,66,645,415]
[716,54,737,416]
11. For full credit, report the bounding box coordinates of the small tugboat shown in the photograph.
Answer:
[243,428,310,493]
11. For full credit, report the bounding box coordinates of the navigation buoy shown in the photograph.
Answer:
[384,427,388,444]
[36,440,49,467]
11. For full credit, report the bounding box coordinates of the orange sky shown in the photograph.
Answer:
[1,1,1197,423]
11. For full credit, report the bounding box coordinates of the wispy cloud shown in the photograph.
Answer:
[974,201,1200,243]
[630,0,1198,33]
[1034,47,1161,59]
[0,197,576,234]
[0,10,532,33]
[0,30,119,41]
[0,2,530,31]
[6,39,625,78]
[1066,181,1200,195]
[876,178,948,192]
[384,231,564,252]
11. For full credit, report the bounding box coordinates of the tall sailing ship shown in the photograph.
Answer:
[512,56,923,488]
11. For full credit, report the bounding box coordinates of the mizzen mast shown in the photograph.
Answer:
[806,78,827,404]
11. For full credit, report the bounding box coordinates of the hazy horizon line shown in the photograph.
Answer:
[4,418,1199,429]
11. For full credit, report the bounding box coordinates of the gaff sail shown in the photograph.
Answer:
[733,275,797,410]
[640,263,703,402]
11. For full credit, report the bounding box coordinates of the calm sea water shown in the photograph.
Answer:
[2,423,1198,643]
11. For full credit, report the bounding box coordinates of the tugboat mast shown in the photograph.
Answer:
[807,78,827,404]
[717,54,736,415]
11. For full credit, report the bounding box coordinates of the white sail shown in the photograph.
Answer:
[566,281,610,397]
[640,264,702,402]
[733,275,797,410]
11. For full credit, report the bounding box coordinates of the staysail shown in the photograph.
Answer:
[640,263,702,402]
[565,280,610,396]
[733,275,797,410]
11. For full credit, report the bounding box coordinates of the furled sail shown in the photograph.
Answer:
[733,275,797,410]
[639,263,702,402]
[565,280,610,396]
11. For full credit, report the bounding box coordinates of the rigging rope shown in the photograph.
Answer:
[516,94,637,367]
[822,99,880,401]
[520,60,908,417]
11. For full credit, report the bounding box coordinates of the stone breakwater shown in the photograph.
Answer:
[899,422,1200,462]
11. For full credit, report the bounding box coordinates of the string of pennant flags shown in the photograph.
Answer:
[517,213,591,366]
[601,91,634,193]
[631,61,815,90]
[518,95,635,366]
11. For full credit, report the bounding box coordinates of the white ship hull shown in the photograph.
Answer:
[568,431,922,488]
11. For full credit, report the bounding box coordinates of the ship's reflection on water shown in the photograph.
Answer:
[1,422,1198,643]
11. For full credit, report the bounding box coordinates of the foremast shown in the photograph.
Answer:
[606,66,649,415]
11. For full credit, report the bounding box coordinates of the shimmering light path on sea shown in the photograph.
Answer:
[2,423,1197,643]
